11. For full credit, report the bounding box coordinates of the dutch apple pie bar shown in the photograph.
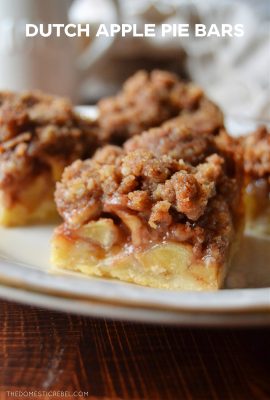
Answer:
[0,91,98,226]
[52,112,243,290]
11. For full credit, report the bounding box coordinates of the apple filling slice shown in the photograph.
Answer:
[245,179,270,235]
[51,120,243,290]
[0,171,59,226]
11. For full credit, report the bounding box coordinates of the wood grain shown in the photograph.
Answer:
[0,299,269,400]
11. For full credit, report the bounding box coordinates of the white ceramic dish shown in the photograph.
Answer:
[0,107,269,326]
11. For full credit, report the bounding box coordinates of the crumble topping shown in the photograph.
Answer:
[56,147,229,228]
[98,70,223,143]
[241,126,270,180]
[0,91,99,193]
[124,107,228,166]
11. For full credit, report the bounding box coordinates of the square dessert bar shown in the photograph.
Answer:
[0,91,99,226]
[241,126,270,234]
[98,70,224,144]
[52,112,243,290]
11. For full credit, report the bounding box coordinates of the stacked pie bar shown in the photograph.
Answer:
[52,100,244,290]
[0,91,99,226]
[241,126,270,235]
[98,70,223,143]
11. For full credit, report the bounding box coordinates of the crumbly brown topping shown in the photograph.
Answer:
[56,146,234,228]
[241,126,270,180]
[0,91,99,192]
[124,104,227,166]
[56,118,242,263]
[98,70,222,143]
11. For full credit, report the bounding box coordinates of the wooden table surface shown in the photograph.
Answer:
[0,299,269,400]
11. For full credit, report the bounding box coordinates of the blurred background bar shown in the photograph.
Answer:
[0,0,269,118]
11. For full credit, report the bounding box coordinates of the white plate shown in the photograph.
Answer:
[0,108,269,326]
